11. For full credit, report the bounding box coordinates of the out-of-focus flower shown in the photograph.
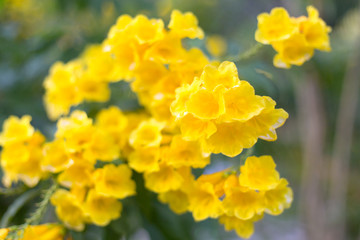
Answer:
[206,35,227,57]
[0,224,65,240]
[255,6,331,68]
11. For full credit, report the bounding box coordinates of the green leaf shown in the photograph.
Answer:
[0,188,40,228]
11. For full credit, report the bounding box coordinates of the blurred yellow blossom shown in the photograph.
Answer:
[92,164,136,199]
[168,10,204,39]
[0,224,65,240]
[51,189,87,231]
[219,215,261,239]
[0,116,46,187]
[82,189,122,226]
[255,7,298,44]
[0,115,34,145]
[255,5,331,68]
[206,35,227,57]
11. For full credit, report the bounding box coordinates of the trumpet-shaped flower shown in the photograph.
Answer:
[219,215,262,239]
[187,181,224,221]
[263,178,293,215]
[129,119,165,149]
[51,189,87,231]
[144,164,185,193]
[255,7,298,44]
[82,189,122,226]
[158,190,190,214]
[239,155,280,191]
[162,135,210,168]
[0,115,34,146]
[92,164,136,199]
[168,10,204,39]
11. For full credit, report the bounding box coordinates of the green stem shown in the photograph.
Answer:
[225,43,264,62]
[5,181,59,240]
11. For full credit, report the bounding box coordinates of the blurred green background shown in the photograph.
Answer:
[0,0,359,239]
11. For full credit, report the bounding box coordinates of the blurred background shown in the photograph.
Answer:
[0,0,359,239]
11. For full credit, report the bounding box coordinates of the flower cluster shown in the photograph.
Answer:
[159,155,292,238]
[0,9,297,239]
[255,6,331,68]
[171,61,288,157]
[43,9,207,121]
[0,116,46,187]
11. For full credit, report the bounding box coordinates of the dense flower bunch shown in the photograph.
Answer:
[255,6,331,68]
[0,9,299,239]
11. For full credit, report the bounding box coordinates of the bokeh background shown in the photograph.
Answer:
[0,0,359,239]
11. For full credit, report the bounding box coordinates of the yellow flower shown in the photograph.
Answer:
[255,7,298,44]
[129,119,165,149]
[239,155,280,191]
[272,33,314,68]
[51,189,87,231]
[131,60,168,92]
[1,131,46,187]
[92,164,136,199]
[158,190,189,214]
[144,164,186,193]
[178,113,217,141]
[82,189,122,226]
[41,139,72,173]
[81,44,122,82]
[186,85,226,120]
[219,214,262,239]
[263,178,293,215]
[162,135,210,168]
[298,6,331,51]
[0,115,34,146]
[170,78,202,119]
[196,170,234,198]
[107,14,133,39]
[245,96,288,141]
[57,162,94,188]
[168,10,204,39]
[0,224,65,240]
[187,181,224,221]
[83,129,120,162]
[144,32,185,64]
[201,121,258,157]
[77,74,110,103]
[222,81,265,122]
[256,6,331,68]
[0,229,8,239]
[222,187,264,220]
[170,48,209,85]
[55,110,95,154]
[206,35,227,57]
[128,147,160,173]
[130,15,165,44]
[95,106,128,148]
[43,61,83,120]
[200,61,240,91]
